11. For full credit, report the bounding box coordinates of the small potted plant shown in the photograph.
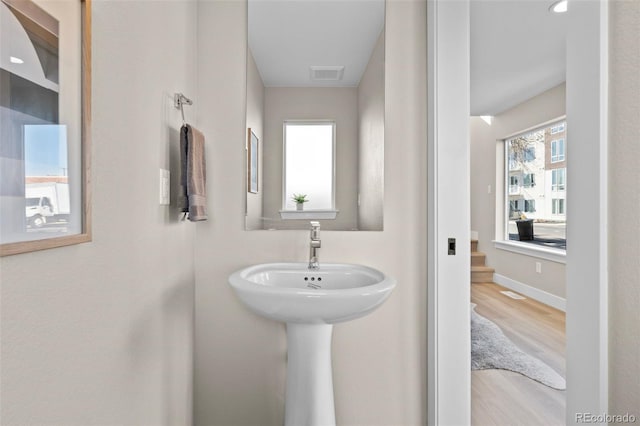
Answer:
[292,194,308,211]
[516,213,534,241]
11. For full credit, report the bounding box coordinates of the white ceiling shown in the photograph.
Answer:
[248,0,567,113]
[471,0,568,115]
[248,0,384,87]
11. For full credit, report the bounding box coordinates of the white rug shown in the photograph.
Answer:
[471,304,566,390]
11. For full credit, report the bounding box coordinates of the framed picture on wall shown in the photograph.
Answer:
[0,0,92,256]
[247,129,258,193]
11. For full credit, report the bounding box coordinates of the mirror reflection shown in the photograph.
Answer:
[0,0,82,245]
[245,0,385,231]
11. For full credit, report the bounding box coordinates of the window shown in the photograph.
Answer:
[550,123,565,134]
[552,168,566,191]
[283,121,335,211]
[508,152,518,170]
[523,173,536,188]
[551,139,565,162]
[509,175,520,194]
[524,199,536,213]
[552,198,566,215]
[523,147,536,162]
[503,120,566,250]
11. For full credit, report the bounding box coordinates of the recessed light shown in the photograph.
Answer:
[549,0,568,13]
[10,56,24,64]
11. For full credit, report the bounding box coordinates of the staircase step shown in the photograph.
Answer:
[471,239,479,252]
[471,252,486,267]
[471,265,495,283]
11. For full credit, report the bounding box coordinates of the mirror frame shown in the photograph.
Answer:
[0,0,92,256]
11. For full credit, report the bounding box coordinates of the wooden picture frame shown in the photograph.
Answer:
[247,129,258,194]
[0,0,92,256]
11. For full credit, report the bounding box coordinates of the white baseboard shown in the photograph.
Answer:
[493,273,566,312]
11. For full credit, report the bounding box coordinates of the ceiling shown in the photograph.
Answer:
[471,0,568,115]
[248,0,567,113]
[248,0,384,87]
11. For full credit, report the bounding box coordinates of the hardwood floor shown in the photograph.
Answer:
[471,282,566,426]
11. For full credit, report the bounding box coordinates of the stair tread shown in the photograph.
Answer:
[471,252,486,256]
[471,265,495,272]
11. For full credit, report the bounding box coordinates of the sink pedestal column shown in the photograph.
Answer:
[285,323,335,426]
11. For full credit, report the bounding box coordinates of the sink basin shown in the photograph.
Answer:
[228,262,396,426]
[228,262,396,324]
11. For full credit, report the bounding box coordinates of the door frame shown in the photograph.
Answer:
[427,0,609,424]
[427,0,471,424]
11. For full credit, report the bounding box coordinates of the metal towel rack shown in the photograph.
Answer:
[174,93,193,125]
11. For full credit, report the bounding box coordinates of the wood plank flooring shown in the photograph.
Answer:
[471,282,566,426]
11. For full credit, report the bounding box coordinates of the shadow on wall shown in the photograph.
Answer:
[127,279,194,425]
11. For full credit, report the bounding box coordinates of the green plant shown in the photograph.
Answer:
[292,193,308,204]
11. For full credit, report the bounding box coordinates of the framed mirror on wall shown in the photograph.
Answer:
[0,0,91,256]
[244,0,385,231]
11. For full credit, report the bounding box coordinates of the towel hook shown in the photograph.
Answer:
[174,93,193,125]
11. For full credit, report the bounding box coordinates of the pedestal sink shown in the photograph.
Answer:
[228,262,396,426]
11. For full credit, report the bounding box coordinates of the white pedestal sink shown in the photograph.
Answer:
[228,262,396,426]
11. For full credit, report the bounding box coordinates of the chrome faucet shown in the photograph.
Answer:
[308,221,321,270]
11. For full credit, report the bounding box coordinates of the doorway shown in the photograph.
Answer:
[427,0,608,424]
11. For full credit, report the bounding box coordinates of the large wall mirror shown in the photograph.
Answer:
[245,0,385,231]
[0,0,91,256]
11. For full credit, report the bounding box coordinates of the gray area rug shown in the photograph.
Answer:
[471,304,566,390]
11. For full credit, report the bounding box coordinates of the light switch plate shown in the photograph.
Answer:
[159,169,170,205]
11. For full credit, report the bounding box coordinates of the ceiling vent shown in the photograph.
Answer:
[310,66,345,81]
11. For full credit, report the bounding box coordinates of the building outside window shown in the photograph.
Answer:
[504,119,566,250]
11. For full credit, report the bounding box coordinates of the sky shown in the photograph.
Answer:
[24,124,68,176]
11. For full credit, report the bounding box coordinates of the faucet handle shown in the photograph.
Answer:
[310,221,320,239]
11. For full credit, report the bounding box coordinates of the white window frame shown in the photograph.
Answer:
[281,120,337,214]
[498,117,567,263]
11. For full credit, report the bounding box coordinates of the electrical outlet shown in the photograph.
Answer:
[535,262,542,274]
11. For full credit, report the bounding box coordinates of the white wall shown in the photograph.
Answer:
[0,1,197,424]
[262,87,359,230]
[194,0,426,424]
[470,83,567,298]
[358,31,385,231]
[245,50,264,230]
[609,0,640,417]
[1,1,637,425]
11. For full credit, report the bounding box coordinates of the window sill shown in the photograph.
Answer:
[279,210,338,220]
[493,240,566,264]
